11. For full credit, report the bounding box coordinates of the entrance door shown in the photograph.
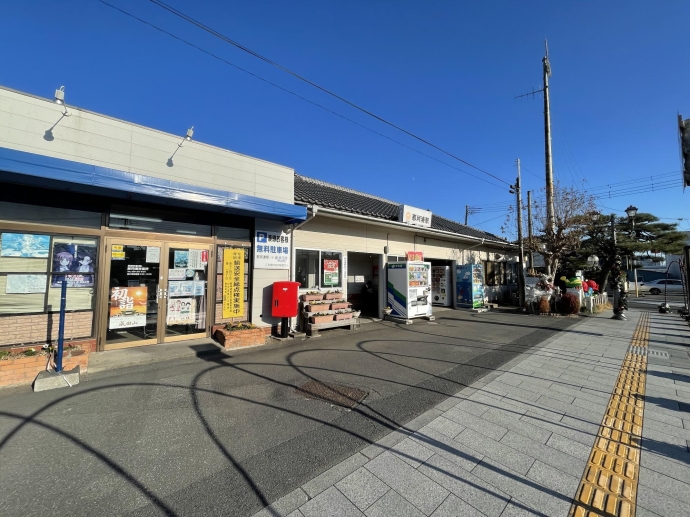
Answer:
[102,238,212,349]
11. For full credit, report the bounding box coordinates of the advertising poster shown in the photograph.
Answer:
[111,245,125,260]
[168,269,186,280]
[168,281,181,297]
[193,281,205,296]
[166,297,195,325]
[455,264,485,308]
[173,250,188,268]
[51,242,96,288]
[109,286,147,330]
[1,233,50,258]
[222,248,244,318]
[145,246,160,264]
[254,230,290,269]
[322,259,339,286]
[187,249,207,270]
[5,274,48,294]
[180,281,194,296]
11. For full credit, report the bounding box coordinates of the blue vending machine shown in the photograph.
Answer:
[456,263,485,308]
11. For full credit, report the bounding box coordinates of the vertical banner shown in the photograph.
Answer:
[223,248,245,318]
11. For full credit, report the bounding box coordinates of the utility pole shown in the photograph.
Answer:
[543,40,556,241]
[512,160,525,307]
[527,190,534,272]
[610,213,627,320]
[465,205,469,226]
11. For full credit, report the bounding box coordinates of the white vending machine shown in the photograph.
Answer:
[386,261,432,319]
[431,266,452,306]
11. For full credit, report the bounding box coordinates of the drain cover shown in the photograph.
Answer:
[297,381,367,408]
[648,349,670,358]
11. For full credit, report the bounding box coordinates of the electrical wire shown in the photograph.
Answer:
[96,0,508,189]
[144,0,510,185]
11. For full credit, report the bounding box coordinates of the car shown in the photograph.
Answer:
[638,278,685,295]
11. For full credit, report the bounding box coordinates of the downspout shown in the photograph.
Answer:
[287,205,318,331]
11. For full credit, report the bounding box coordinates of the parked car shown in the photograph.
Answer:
[638,279,684,295]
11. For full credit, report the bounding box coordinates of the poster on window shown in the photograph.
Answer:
[223,248,245,318]
[0,233,50,258]
[109,286,148,329]
[5,274,48,294]
[187,249,208,270]
[323,259,339,286]
[51,242,96,288]
[254,229,290,269]
[173,250,188,268]
[166,297,195,325]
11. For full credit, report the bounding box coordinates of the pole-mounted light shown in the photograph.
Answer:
[167,126,195,167]
[54,86,70,116]
[625,205,638,220]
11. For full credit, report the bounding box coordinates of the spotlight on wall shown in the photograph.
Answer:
[53,86,70,116]
[167,126,195,167]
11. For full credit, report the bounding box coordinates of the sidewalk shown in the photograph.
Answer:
[251,309,690,517]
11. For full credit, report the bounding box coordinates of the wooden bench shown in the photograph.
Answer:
[306,317,360,337]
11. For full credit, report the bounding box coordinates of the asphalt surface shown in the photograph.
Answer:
[0,309,581,517]
[627,293,686,310]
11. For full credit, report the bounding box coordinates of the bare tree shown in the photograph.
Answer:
[528,183,597,276]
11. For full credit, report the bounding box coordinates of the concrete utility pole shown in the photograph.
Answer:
[527,190,534,272]
[513,160,525,307]
[465,205,469,226]
[543,40,556,240]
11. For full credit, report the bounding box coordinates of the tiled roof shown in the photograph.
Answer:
[294,174,508,243]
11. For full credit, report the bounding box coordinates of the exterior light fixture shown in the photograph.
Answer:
[590,211,600,222]
[167,126,195,167]
[185,126,194,141]
[53,86,70,116]
[625,205,638,219]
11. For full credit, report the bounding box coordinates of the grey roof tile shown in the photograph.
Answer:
[294,174,508,243]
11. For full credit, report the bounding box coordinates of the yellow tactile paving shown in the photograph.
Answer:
[569,312,650,517]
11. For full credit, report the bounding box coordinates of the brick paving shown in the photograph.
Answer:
[251,309,690,517]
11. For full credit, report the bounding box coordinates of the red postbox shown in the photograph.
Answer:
[272,281,300,318]
[272,281,300,338]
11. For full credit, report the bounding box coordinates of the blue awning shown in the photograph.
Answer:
[0,146,306,221]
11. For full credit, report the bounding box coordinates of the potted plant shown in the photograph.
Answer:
[324,289,343,300]
[214,322,267,349]
[351,310,361,318]
[383,306,393,315]
[309,312,334,324]
[330,299,351,310]
[304,300,331,312]
[334,309,354,321]
[301,291,324,302]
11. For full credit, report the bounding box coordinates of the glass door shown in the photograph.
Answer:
[162,242,211,342]
[103,239,163,349]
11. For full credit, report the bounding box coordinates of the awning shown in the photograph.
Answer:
[0,146,306,221]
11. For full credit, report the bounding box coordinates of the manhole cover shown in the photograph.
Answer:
[296,381,367,408]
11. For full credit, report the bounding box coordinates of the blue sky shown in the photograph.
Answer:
[3,1,689,237]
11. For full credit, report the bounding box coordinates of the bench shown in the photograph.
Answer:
[306,317,359,337]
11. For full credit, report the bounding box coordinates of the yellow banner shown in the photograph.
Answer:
[222,248,244,319]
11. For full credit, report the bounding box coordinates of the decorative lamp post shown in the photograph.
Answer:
[625,205,639,297]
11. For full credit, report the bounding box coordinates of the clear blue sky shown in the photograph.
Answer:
[3,1,689,237]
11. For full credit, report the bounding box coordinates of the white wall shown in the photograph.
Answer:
[252,218,289,327]
[0,87,294,204]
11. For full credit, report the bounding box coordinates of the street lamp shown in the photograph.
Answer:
[625,205,638,220]
[625,205,639,296]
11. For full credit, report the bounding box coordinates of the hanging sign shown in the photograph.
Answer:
[254,229,290,269]
[223,248,245,318]
[323,259,339,286]
[166,297,195,325]
[406,251,424,261]
[399,205,432,228]
[109,287,147,329]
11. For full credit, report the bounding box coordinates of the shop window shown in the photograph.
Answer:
[295,249,320,289]
[0,231,98,314]
[0,201,102,229]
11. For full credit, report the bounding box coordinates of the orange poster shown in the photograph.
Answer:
[109,286,147,330]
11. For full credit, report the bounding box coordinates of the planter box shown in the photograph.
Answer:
[324,293,342,300]
[214,328,267,350]
[330,302,350,310]
[334,313,353,321]
[301,294,324,302]
[304,304,330,312]
[310,315,334,324]
[0,347,90,389]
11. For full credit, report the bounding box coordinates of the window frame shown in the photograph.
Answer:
[295,247,344,290]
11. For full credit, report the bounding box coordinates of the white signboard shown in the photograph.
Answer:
[399,205,432,228]
[167,297,196,325]
[254,229,290,269]
[5,274,47,294]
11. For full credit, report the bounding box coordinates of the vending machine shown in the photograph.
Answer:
[431,266,452,306]
[387,261,432,319]
[456,263,486,308]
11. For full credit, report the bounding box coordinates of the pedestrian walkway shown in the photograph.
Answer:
[251,309,690,517]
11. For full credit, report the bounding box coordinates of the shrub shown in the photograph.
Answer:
[225,323,257,331]
[538,296,550,314]
[560,293,580,315]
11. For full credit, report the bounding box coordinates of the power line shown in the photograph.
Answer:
[144,0,511,185]
[95,0,506,189]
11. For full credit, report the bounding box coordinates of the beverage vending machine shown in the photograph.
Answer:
[387,261,432,318]
[456,263,485,308]
[431,266,452,306]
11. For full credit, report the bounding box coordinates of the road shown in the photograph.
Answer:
[0,309,579,517]
[627,292,686,310]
